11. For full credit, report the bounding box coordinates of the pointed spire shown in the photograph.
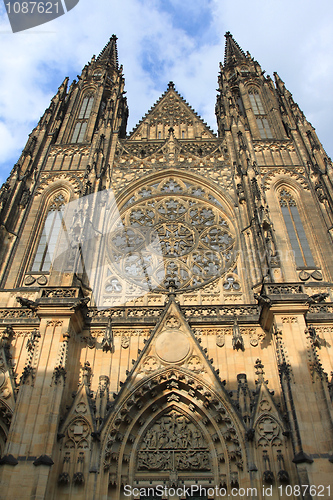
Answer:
[273,72,286,94]
[53,76,69,102]
[58,76,69,90]
[224,32,247,66]
[97,34,119,68]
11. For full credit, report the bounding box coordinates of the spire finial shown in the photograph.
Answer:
[224,32,247,66]
[97,35,119,68]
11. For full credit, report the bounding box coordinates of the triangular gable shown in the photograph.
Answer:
[101,297,247,478]
[252,381,287,448]
[128,82,216,141]
[118,296,223,390]
[59,377,96,441]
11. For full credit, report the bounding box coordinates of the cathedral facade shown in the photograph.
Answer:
[0,33,332,499]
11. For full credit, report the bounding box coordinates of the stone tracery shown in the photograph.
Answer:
[106,177,236,295]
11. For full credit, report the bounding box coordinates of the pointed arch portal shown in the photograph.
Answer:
[103,368,246,496]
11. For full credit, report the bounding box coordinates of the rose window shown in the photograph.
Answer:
[107,190,236,292]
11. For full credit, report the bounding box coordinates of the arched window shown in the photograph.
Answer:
[249,88,264,115]
[279,189,315,267]
[32,194,66,272]
[71,95,94,143]
[248,88,273,139]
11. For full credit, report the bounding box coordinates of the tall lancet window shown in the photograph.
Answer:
[71,94,94,143]
[32,194,66,272]
[248,88,273,139]
[279,189,315,268]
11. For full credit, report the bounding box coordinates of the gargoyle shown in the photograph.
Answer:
[16,296,38,310]
[254,293,271,305]
[306,292,329,304]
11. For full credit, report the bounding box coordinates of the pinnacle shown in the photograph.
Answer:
[224,32,247,66]
[273,72,285,86]
[97,34,119,68]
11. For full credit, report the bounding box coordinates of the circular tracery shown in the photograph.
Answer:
[107,186,236,293]
[153,222,195,257]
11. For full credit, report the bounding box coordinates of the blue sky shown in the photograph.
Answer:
[0,0,333,185]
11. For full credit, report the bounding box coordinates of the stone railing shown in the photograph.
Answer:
[88,304,260,325]
[263,283,305,295]
[40,287,80,299]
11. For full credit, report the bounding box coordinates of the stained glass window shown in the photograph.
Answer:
[249,89,265,115]
[71,95,94,143]
[106,178,237,296]
[248,88,273,139]
[279,189,315,267]
[32,194,66,272]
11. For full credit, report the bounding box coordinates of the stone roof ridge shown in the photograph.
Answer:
[128,81,216,139]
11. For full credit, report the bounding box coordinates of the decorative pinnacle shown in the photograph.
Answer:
[168,81,175,90]
[224,32,247,66]
[97,35,119,68]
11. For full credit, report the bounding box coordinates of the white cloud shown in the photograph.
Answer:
[0,0,333,185]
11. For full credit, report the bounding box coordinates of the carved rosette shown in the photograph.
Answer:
[256,415,283,448]
[64,418,91,450]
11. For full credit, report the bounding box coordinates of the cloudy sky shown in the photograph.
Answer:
[0,0,332,186]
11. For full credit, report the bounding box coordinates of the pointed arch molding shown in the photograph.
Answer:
[116,168,236,216]
[102,368,247,487]
[260,167,310,191]
[35,172,85,196]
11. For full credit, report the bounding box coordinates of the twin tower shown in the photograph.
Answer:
[0,33,332,499]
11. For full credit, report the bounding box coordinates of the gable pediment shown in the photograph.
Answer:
[128,83,216,142]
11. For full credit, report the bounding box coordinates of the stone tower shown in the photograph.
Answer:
[0,33,332,500]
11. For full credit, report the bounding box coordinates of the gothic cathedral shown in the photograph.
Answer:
[0,33,332,500]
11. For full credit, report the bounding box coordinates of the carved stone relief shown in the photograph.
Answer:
[121,336,130,349]
[216,334,225,347]
[0,354,10,399]
[137,411,211,471]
